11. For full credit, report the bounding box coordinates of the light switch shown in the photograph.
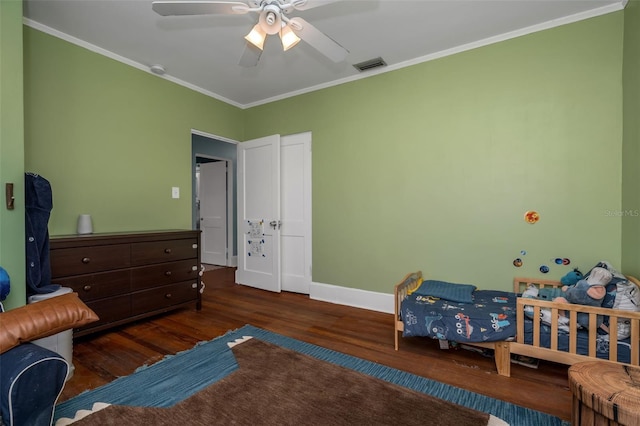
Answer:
[172,187,180,199]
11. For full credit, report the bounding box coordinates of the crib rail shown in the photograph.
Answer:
[515,296,640,367]
[513,277,564,294]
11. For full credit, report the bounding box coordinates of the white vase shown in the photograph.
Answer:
[77,214,93,234]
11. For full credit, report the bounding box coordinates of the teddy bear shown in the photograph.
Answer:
[554,266,612,307]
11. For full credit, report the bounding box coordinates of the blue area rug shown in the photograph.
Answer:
[55,325,569,426]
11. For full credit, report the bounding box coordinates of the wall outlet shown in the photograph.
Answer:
[172,187,180,199]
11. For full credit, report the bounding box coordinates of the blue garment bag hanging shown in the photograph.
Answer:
[25,172,60,295]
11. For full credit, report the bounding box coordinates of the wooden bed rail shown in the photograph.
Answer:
[514,294,640,367]
[513,277,564,293]
[509,275,640,373]
[394,271,423,350]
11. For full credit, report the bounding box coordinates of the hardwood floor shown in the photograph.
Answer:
[60,267,572,421]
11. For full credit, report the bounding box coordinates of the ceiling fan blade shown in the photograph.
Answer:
[289,17,348,63]
[290,0,342,11]
[152,1,250,16]
[238,42,262,67]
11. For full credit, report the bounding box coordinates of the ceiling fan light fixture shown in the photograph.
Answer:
[244,24,267,50]
[152,0,350,66]
[259,5,282,35]
[280,24,301,51]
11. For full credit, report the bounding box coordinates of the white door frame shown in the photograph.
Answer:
[192,129,312,290]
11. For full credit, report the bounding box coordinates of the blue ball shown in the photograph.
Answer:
[0,267,10,301]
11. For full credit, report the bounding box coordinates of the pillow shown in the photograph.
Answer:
[610,279,640,339]
[613,279,640,311]
[0,292,99,354]
[412,280,477,303]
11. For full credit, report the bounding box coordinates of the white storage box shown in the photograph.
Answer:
[28,286,75,379]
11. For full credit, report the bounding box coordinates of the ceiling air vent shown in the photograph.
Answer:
[353,57,387,72]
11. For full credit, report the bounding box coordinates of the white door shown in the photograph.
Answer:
[199,161,227,265]
[237,134,281,292]
[281,133,312,294]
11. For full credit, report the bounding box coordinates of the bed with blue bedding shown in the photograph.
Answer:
[394,271,640,377]
[401,289,517,343]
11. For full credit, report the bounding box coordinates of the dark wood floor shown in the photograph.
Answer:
[60,267,572,421]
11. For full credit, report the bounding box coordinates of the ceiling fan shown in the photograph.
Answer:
[151,0,349,67]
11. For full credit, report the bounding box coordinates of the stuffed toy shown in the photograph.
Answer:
[560,268,583,286]
[554,267,612,307]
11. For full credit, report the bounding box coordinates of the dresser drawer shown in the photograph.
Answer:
[51,244,131,277]
[77,294,131,332]
[55,270,131,302]
[132,281,198,316]
[130,260,199,291]
[130,238,198,266]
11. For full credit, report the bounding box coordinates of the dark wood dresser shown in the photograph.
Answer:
[50,230,201,337]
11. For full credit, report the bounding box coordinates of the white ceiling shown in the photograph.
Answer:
[23,0,626,108]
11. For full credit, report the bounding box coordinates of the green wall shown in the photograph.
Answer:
[23,27,244,236]
[245,12,625,292]
[0,0,26,309]
[622,1,640,278]
[17,9,634,301]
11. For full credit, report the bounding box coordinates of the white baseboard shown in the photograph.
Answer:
[310,281,394,314]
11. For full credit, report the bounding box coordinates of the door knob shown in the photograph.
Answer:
[269,220,281,230]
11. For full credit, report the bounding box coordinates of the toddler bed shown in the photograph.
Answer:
[394,271,640,377]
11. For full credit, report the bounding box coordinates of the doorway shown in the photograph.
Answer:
[192,130,311,291]
[192,131,238,267]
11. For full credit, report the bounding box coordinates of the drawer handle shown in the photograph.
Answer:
[83,285,92,292]
[82,257,91,264]
[165,271,172,277]
[164,248,172,254]
[165,293,172,299]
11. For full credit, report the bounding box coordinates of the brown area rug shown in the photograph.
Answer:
[65,338,506,425]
